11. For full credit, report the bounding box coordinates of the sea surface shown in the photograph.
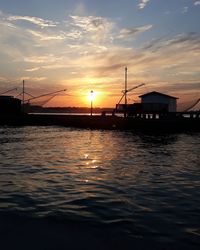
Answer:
[0,126,200,249]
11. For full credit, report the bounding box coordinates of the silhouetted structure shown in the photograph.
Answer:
[0,96,21,115]
[116,91,178,115]
[139,91,178,113]
[0,92,199,132]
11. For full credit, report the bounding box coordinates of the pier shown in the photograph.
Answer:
[0,111,200,132]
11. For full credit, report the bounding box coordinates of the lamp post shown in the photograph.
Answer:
[124,67,127,118]
[22,79,25,113]
[90,90,93,116]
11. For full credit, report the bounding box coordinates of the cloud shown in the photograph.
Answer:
[28,30,66,41]
[31,77,47,82]
[6,15,58,28]
[26,67,40,72]
[0,10,116,83]
[135,33,200,83]
[0,9,199,105]
[69,15,113,43]
[194,1,200,6]
[138,0,150,9]
[24,55,63,64]
[118,24,153,39]
[75,15,109,31]
[89,32,200,99]
[182,6,188,13]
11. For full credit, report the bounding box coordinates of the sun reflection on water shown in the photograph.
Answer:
[1,126,200,248]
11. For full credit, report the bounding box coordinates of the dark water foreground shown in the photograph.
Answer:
[0,127,200,249]
[2,211,199,250]
[0,212,163,250]
[0,212,132,250]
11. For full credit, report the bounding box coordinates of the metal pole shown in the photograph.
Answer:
[22,80,25,113]
[124,67,128,117]
[90,90,93,116]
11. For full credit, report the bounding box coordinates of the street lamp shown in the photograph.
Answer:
[90,90,94,116]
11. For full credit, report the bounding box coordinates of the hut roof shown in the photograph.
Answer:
[139,91,178,99]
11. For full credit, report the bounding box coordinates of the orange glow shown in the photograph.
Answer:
[85,90,108,107]
[88,90,95,102]
[43,89,112,108]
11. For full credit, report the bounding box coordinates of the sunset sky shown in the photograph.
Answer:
[0,0,200,108]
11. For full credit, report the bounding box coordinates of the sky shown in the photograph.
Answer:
[0,0,200,108]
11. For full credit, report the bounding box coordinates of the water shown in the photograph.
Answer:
[0,126,200,249]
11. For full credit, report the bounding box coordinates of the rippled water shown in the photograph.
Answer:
[0,126,200,249]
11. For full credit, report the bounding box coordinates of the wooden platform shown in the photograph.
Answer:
[0,112,200,132]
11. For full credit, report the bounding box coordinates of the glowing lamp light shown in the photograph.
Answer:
[89,90,95,101]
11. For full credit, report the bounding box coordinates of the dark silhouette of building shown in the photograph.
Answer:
[139,91,178,113]
[0,96,21,115]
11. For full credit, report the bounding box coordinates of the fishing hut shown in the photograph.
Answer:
[139,91,178,113]
[126,91,178,118]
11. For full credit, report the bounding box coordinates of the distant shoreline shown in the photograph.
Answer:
[24,105,114,114]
